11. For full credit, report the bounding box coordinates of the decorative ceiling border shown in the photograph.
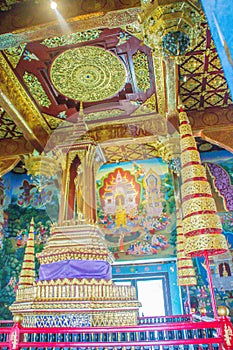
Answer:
[0,52,50,151]
[0,8,140,50]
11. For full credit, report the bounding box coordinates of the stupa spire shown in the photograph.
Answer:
[178,108,228,257]
[18,218,36,289]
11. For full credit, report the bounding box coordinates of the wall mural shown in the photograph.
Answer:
[0,172,59,319]
[96,158,177,261]
[0,149,232,319]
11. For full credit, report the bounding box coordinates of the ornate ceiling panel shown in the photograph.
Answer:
[0,0,140,36]
[0,106,23,140]
[1,28,157,131]
[0,0,232,163]
[179,24,232,111]
[101,141,169,163]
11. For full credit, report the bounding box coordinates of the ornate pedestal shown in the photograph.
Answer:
[10,222,141,327]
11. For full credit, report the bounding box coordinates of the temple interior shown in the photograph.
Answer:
[0,0,233,340]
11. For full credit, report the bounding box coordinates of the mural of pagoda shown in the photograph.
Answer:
[100,167,140,220]
[96,159,177,261]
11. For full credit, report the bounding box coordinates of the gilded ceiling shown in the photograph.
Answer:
[0,0,233,173]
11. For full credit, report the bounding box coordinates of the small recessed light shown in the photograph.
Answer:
[50,1,57,10]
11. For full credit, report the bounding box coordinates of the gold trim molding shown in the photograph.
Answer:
[0,53,50,151]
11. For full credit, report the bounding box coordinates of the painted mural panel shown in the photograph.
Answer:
[96,158,177,261]
[0,172,59,319]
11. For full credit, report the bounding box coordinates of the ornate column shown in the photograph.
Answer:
[139,0,204,119]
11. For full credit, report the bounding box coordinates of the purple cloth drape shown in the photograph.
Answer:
[39,259,112,281]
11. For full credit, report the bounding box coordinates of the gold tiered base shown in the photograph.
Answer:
[37,222,114,264]
[10,278,140,327]
[10,223,141,327]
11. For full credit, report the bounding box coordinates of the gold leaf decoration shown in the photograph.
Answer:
[4,44,26,68]
[41,29,102,48]
[23,71,51,108]
[133,50,150,92]
[50,46,126,102]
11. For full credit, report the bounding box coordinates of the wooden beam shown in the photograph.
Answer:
[0,137,34,160]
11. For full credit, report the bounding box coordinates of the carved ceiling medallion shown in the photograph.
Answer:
[50,46,127,102]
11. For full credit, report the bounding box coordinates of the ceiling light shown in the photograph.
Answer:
[50,1,57,10]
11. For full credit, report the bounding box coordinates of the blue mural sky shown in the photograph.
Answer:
[2,172,32,207]
[200,149,233,163]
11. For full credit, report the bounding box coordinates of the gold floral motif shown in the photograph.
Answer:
[177,260,194,268]
[178,269,196,277]
[3,44,27,68]
[131,94,157,114]
[132,50,150,92]
[204,93,223,108]
[181,164,207,182]
[85,109,124,122]
[178,276,197,286]
[50,46,126,102]
[0,53,50,136]
[23,71,51,108]
[41,29,102,48]
[180,55,204,75]
[43,114,64,129]
[180,136,197,150]
[179,112,191,124]
[181,150,201,166]
[37,278,113,286]
[183,213,222,235]
[182,197,217,217]
[208,51,222,70]
[181,180,212,198]
[38,250,112,264]
[176,222,197,286]
[34,283,137,302]
[179,123,192,137]
[185,233,229,256]
[152,55,166,116]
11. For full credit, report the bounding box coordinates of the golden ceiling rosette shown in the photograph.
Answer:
[179,109,228,257]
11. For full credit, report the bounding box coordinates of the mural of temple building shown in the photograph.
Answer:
[102,170,138,216]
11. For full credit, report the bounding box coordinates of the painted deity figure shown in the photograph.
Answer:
[144,171,163,217]
[115,197,127,228]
